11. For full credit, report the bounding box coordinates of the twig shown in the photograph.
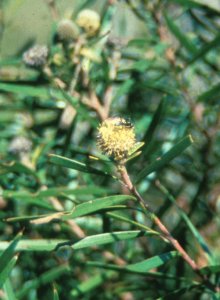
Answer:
[117,164,203,274]
[118,164,220,291]
[82,90,107,121]
[45,0,59,21]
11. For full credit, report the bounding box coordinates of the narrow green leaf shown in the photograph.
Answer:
[135,135,194,183]
[6,195,135,223]
[156,182,214,262]
[165,14,197,54]
[61,195,135,221]
[70,230,156,250]
[0,161,37,177]
[53,285,59,300]
[157,284,201,300]
[0,231,153,252]
[128,142,145,156]
[3,279,18,300]
[127,39,149,48]
[125,142,145,163]
[48,154,111,177]
[0,82,56,98]
[0,58,21,66]
[9,231,143,251]
[107,212,160,235]
[131,59,152,72]
[3,186,109,199]
[197,82,220,104]
[70,271,115,297]
[200,265,220,275]
[0,83,77,105]
[0,256,18,289]
[0,239,66,252]
[125,251,178,273]
[0,231,22,271]
[0,231,22,288]
[0,83,91,119]
[125,150,142,162]
[87,251,179,274]
[168,0,207,9]
[142,97,166,156]
[86,262,198,282]
[16,265,70,299]
[138,81,178,95]
[113,79,134,101]
[212,292,220,300]
[57,229,157,254]
[0,111,18,123]
[189,32,220,64]
[3,194,54,211]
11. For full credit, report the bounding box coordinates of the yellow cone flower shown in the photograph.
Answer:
[97,117,136,162]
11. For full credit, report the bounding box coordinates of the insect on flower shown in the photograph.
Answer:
[113,118,133,128]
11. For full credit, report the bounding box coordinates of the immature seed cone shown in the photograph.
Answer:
[23,45,48,67]
[57,19,79,41]
[97,117,136,162]
[76,9,100,36]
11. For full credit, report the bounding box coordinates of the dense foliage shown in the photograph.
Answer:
[0,0,220,299]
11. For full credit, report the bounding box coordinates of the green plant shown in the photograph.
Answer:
[0,0,220,299]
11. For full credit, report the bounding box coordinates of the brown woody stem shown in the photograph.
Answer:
[118,164,202,274]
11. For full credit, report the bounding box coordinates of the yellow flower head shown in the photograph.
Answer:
[97,117,136,162]
[76,9,100,36]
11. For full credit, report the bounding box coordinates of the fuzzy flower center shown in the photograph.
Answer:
[97,117,136,161]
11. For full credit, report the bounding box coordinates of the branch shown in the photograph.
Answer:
[117,164,209,278]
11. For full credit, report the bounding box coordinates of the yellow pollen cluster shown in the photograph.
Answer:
[97,117,136,161]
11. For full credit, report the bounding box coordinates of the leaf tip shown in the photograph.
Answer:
[188,134,194,144]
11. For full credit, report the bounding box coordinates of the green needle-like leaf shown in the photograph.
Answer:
[0,231,22,288]
[0,256,18,289]
[142,97,167,156]
[197,82,220,104]
[165,14,197,54]
[157,182,214,263]
[3,186,109,199]
[16,265,70,299]
[86,251,179,274]
[0,231,153,252]
[3,279,18,300]
[0,82,55,98]
[53,285,59,300]
[48,154,111,177]
[189,32,220,64]
[6,195,136,223]
[71,271,115,297]
[135,135,194,183]
[0,161,37,177]
[200,265,220,276]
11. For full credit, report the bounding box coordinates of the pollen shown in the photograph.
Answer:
[97,117,136,162]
